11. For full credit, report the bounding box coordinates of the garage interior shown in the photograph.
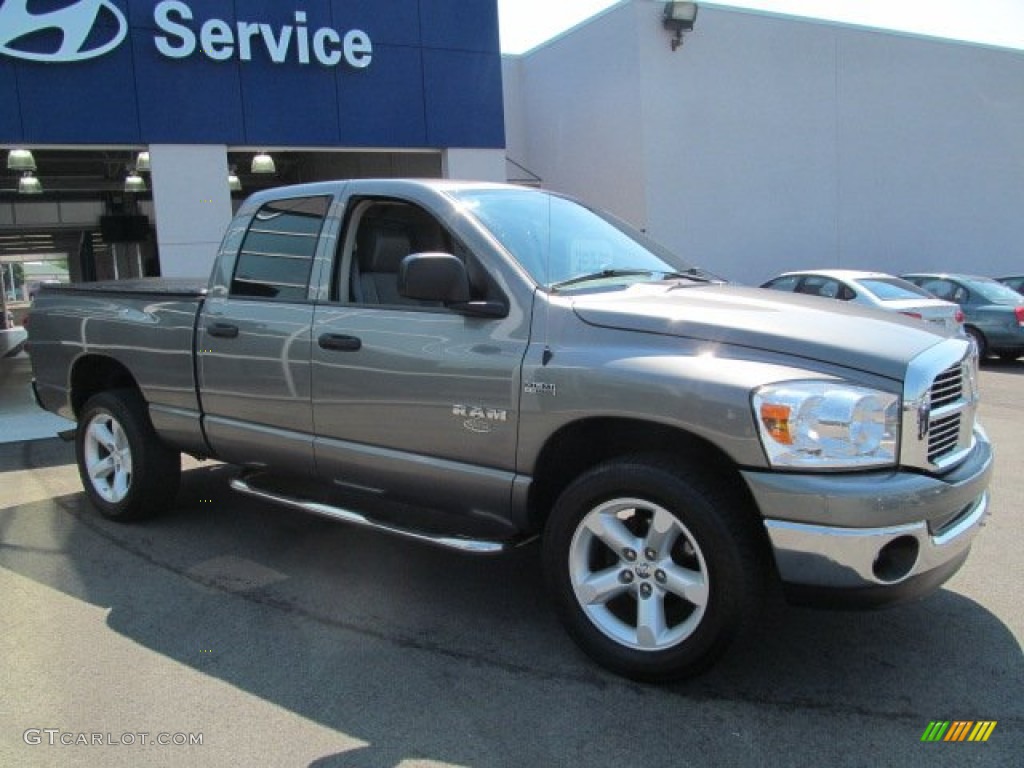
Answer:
[0,147,443,327]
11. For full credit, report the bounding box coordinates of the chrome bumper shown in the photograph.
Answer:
[764,491,988,590]
[744,428,993,602]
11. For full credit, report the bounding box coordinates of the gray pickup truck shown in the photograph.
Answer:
[28,179,992,681]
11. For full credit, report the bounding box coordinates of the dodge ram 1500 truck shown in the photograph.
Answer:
[28,180,992,681]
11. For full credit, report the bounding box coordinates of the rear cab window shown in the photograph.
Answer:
[230,196,331,301]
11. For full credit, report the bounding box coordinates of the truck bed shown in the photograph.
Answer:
[29,279,207,449]
[41,277,208,298]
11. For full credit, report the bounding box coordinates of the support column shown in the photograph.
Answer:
[442,148,506,182]
[149,145,233,278]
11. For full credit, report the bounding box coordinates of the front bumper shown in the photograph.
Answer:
[742,429,993,607]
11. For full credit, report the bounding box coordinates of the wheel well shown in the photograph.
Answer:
[964,325,987,357]
[70,356,139,418]
[526,418,751,532]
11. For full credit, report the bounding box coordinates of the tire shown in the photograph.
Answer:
[75,389,181,521]
[966,327,987,360]
[543,455,767,682]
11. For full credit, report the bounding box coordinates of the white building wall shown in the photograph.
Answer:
[505,1,1024,283]
[509,2,650,228]
[638,6,840,279]
[834,32,1023,276]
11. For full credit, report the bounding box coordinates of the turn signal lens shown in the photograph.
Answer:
[759,403,793,445]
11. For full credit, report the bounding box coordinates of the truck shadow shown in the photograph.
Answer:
[2,457,1021,766]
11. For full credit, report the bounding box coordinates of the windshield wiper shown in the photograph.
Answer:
[663,268,722,284]
[550,269,657,292]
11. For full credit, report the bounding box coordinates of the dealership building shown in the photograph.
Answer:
[2,0,1023,301]
[0,0,506,296]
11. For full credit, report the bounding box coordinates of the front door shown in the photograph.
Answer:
[311,195,530,519]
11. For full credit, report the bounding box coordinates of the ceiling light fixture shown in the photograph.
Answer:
[124,169,147,193]
[251,152,276,174]
[228,166,242,192]
[135,151,151,172]
[18,171,43,195]
[8,148,37,171]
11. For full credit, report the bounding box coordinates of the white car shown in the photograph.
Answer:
[1,323,27,358]
[761,269,964,334]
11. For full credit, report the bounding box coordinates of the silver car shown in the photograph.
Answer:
[761,269,964,334]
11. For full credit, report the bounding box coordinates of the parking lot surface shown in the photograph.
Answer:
[1,357,1021,767]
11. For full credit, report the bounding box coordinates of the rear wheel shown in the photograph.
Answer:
[76,389,181,521]
[543,455,767,681]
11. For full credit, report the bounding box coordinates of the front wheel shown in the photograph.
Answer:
[543,456,767,681]
[76,389,181,521]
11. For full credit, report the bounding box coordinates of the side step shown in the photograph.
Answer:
[230,472,522,555]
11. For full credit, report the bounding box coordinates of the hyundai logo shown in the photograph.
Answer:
[0,0,128,63]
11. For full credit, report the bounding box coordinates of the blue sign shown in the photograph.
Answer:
[0,0,504,148]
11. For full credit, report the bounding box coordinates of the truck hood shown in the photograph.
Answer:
[570,283,948,381]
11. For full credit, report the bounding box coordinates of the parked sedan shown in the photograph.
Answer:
[997,275,1024,296]
[760,270,964,334]
[902,273,1024,361]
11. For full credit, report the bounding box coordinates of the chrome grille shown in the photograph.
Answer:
[901,340,978,472]
[928,412,961,463]
[930,364,963,409]
[927,363,965,463]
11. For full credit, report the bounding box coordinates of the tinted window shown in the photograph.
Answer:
[231,196,330,300]
[960,276,1024,305]
[858,277,932,301]
[763,275,800,291]
[913,278,964,303]
[797,276,841,299]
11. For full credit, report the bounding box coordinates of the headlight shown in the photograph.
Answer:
[752,381,899,469]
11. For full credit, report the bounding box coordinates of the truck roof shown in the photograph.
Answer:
[240,178,524,207]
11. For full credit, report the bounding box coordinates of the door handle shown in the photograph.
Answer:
[206,322,240,339]
[318,333,362,351]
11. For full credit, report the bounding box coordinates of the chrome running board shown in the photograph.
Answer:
[230,472,519,555]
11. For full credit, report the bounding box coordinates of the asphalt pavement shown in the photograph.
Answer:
[1,355,1021,767]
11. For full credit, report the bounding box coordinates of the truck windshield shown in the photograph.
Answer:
[451,188,703,291]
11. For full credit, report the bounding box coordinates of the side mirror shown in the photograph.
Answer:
[399,253,471,303]
[399,253,508,318]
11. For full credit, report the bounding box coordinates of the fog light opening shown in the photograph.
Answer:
[872,536,920,583]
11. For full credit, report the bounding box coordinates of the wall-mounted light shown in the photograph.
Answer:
[18,171,43,195]
[251,152,276,174]
[124,169,147,193]
[228,166,242,192]
[135,151,151,172]
[8,148,37,171]
[662,1,699,51]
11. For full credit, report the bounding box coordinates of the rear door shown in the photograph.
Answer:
[198,194,333,474]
